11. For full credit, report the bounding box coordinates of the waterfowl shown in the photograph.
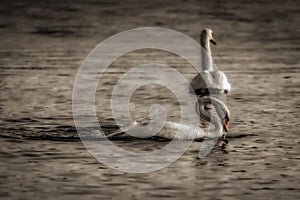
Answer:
[107,96,230,140]
[190,28,231,95]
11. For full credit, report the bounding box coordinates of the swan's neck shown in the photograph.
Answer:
[201,36,213,71]
[206,115,223,137]
[199,102,224,137]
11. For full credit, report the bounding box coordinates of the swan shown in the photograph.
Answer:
[190,28,231,95]
[107,96,230,140]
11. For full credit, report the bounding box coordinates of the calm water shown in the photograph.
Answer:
[0,0,299,199]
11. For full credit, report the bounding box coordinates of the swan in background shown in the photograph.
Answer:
[190,28,231,95]
[107,96,230,140]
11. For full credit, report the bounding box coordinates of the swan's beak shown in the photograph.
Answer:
[223,119,229,133]
[210,37,217,45]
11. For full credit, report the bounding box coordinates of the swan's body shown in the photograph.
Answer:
[190,28,231,95]
[107,96,230,140]
[191,71,231,95]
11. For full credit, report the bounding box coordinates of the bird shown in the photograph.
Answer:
[190,28,231,96]
[107,96,230,140]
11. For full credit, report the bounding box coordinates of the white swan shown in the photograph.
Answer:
[190,28,231,95]
[107,96,230,140]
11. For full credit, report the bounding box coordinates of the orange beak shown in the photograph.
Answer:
[223,119,229,133]
[210,36,217,45]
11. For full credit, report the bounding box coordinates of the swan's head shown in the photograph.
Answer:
[222,107,230,133]
[212,97,230,133]
[201,28,217,45]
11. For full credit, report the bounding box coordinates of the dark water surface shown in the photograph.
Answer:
[0,0,299,199]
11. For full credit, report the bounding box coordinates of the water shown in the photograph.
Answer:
[0,0,299,199]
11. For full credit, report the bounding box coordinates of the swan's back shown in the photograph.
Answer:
[108,120,218,140]
[157,121,206,140]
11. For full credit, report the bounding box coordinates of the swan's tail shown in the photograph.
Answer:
[106,128,126,138]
